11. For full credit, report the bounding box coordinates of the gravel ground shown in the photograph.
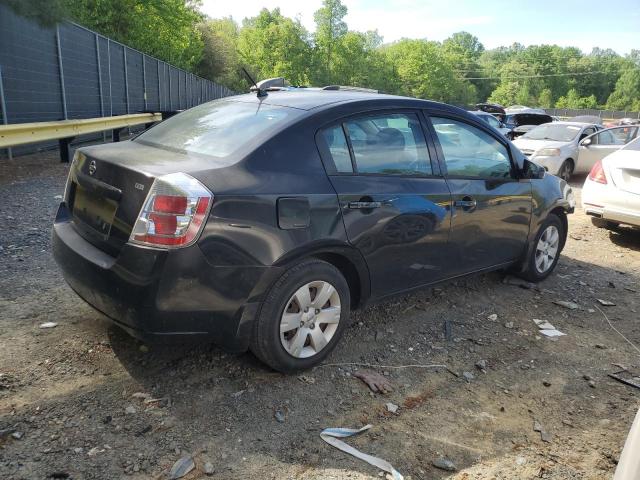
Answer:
[1,150,639,480]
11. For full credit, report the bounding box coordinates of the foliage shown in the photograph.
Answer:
[7,0,639,110]
[66,0,205,70]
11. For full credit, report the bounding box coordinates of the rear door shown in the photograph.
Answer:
[578,126,640,174]
[426,113,532,275]
[317,111,452,297]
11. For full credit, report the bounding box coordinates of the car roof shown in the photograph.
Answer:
[226,90,461,113]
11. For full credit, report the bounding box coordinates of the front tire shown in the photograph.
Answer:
[519,214,565,282]
[557,160,574,182]
[250,259,350,372]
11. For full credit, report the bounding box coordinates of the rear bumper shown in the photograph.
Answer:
[52,203,278,350]
[582,180,640,228]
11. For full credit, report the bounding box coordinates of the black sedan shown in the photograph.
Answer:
[53,90,574,372]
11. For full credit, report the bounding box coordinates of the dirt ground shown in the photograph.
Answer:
[1,150,639,480]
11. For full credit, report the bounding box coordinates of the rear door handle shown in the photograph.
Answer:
[348,201,382,209]
[454,197,477,209]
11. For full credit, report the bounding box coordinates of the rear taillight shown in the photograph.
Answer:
[130,172,212,248]
[588,160,607,184]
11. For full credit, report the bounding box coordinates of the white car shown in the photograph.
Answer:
[513,122,600,181]
[582,137,640,230]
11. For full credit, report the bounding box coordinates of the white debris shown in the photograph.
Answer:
[39,322,57,329]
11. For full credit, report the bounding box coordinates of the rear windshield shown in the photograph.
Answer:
[135,99,302,158]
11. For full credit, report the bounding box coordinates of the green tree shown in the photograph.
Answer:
[312,0,348,85]
[606,68,640,111]
[538,88,553,108]
[237,8,311,86]
[0,0,67,25]
[196,17,244,90]
[64,0,204,70]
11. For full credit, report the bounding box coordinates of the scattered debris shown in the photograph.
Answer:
[11,431,23,440]
[298,375,316,384]
[168,456,195,480]
[475,359,487,371]
[487,314,498,321]
[596,298,616,306]
[131,392,151,400]
[125,406,137,415]
[39,322,57,329]
[443,319,453,341]
[432,457,457,472]
[353,370,393,394]
[533,420,552,443]
[543,380,551,387]
[462,371,474,383]
[203,461,215,476]
[595,305,640,355]
[386,402,399,414]
[320,425,403,480]
[608,369,640,390]
[533,319,566,338]
[87,447,105,456]
[624,287,637,293]
[503,275,536,289]
[139,344,149,353]
[274,409,286,423]
[553,300,579,310]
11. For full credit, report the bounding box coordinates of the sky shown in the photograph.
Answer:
[200,0,640,55]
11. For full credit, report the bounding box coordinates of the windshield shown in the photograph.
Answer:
[622,137,640,151]
[135,99,302,158]
[521,124,582,142]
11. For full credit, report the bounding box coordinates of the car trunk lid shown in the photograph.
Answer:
[608,151,640,195]
[66,141,209,255]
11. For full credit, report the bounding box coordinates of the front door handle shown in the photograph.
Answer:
[348,201,382,209]
[454,197,477,209]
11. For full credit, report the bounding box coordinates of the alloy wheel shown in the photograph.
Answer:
[535,225,560,273]
[280,280,341,358]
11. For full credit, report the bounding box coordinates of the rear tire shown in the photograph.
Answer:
[518,214,565,282]
[250,259,350,372]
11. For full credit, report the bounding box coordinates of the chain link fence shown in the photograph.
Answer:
[0,4,235,158]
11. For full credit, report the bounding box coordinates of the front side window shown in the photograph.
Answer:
[431,117,512,179]
[343,113,432,175]
[594,126,638,145]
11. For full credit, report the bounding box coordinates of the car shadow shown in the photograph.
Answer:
[102,253,640,479]
[609,227,640,252]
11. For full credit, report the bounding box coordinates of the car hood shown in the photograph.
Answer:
[513,138,570,152]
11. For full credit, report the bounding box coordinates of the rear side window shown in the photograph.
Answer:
[320,126,353,173]
[135,99,302,159]
[431,117,512,179]
[344,113,432,175]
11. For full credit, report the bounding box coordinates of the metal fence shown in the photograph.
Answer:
[0,4,235,157]
[545,108,640,121]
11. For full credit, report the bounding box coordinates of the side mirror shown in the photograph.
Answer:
[522,159,545,179]
[580,137,592,146]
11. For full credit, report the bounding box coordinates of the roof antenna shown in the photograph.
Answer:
[242,67,267,98]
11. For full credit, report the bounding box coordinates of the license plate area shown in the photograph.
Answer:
[71,183,118,240]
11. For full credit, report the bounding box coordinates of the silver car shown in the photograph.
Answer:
[513,122,600,181]
[577,124,640,175]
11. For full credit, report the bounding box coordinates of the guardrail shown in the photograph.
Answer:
[0,112,162,162]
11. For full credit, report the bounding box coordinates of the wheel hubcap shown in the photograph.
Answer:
[280,280,341,358]
[535,225,560,273]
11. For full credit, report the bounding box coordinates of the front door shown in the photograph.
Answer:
[428,114,532,275]
[577,126,639,174]
[317,111,452,298]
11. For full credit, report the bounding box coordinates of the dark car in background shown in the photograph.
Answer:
[504,112,554,139]
[52,90,574,372]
